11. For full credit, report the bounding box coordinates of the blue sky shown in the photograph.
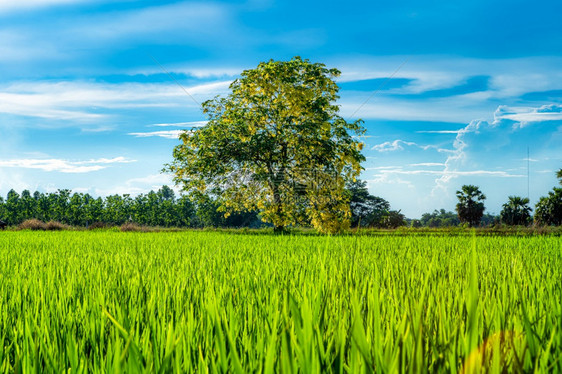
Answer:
[1,0,561,218]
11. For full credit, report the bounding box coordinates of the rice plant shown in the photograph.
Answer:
[0,231,560,372]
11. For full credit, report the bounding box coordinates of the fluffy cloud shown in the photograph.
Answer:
[493,104,562,128]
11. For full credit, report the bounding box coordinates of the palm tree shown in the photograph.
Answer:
[500,196,532,226]
[456,185,486,227]
[557,168,562,185]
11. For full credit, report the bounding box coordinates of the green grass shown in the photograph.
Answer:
[0,231,560,372]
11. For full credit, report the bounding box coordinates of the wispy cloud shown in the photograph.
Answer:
[0,80,228,124]
[494,104,562,128]
[128,130,183,139]
[376,168,524,177]
[0,0,87,14]
[151,121,207,128]
[409,162,445,167]
[372,139,435,152]
[92,173,177,197]
[337,56,562,99]
[67,2,232,46]
[0,156,135,173]
[416,130,461,134]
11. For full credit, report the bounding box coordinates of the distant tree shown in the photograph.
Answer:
[534,189,562,226]
[380,210,407,229]
[5,190,20,225]
[456,185,486,227]
[347,180,390,227]
[194,195,227,228]
[500,196,532,226]
[533,168,562,226]
[18,190,36,221]
[410,219,422,228]
[481,213,500,227]
[420,209,460,227]
[0,197,5,223]
[53,189,72,223]
[166,57,365,233]
[175,196,196,227]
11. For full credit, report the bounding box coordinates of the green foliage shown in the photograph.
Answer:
[380,209,407,229]
[456,185,486,227]
[534,188,562,226]
[347,179,390,227]
[534,169,562,226]
[0,232,560,371]
[166,56,366,234]
[500,196,532,226]
[0,186,204,228]
[420,209,461,227]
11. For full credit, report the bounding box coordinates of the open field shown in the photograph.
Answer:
[0,232,560,372]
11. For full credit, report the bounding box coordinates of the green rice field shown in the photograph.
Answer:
[0,231,560,372]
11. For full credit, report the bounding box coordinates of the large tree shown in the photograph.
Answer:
[455,185,486,227]
[166,57,366,233]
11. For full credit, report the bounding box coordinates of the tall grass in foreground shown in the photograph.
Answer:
[0,232,560,372]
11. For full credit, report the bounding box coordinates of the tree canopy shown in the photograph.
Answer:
[455,185,486,227]
[500,196,532,226]
[167,57,366,233]
[347,180,390,227]
[534,168,562,226]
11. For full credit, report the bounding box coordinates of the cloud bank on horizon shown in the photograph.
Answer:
[1,0,561,218]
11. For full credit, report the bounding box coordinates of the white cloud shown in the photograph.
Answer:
[93,173,177,197]
[416,130,461,134]
[0,0,86,13]
[0,80,228,124]
[67,2,231,45]
[493,104,562,128]
[409,162,445,167]
[151,121,207,128]
[336,56,562,98]
[372,139,435,152]
[128,130,184,139]
[0,157,135,173]
[377,168,523,178]
[339,95,493,123]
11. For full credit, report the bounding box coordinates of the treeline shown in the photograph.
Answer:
[410,209,500,228]
[0,180,405,230]
[1,170,560,229]
[0,186,260,228]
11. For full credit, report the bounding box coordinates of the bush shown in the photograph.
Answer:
[88,222,109,230]
[120,222,143,232]
[45,221,69,231]
[19,219,46,231]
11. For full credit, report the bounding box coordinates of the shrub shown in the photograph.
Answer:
[19,219,46,231]
[45,221,69,231]
[88,222,108,230]
[120,222,143,232]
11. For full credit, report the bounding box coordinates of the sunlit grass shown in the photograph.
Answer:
[0,231,560,372]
